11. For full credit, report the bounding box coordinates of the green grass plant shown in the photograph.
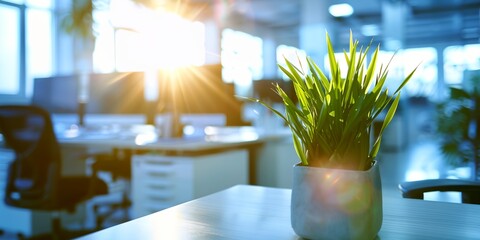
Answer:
[251,32,416,170]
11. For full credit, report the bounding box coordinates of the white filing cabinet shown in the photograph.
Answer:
[131,149,248,218]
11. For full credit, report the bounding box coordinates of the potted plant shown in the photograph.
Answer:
[249,32,416,239]
[436,71,480,180]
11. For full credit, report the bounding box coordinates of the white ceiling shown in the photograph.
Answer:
[206,0,480,47]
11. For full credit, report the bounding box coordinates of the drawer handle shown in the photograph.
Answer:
[144,160,173,165]
[148,184,172,189]
[148,172,172,177]
[149,195,173,201]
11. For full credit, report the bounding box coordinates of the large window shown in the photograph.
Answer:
[0,0,53,101]
[320,47,436,98]
[401,47,437,97]
[1,0,206,103]
[276,44,306,80]
[376,51,405,91]
[221,28,263,97]
[323,52,367,79]
[444,44,480,86]
[94,0,206,72]
[26,1,53,96]
[0,2,22,96]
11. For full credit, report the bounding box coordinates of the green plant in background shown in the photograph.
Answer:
[436,74,480,179]
[251,32,416,170]
[61,0,96,41]
[60,0,164,71]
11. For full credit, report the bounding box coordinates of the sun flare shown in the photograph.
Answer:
[102,0,207,72]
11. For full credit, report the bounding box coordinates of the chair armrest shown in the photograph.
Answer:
[398,179,480,204]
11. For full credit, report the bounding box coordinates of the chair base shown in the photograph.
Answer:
[94,195,131,229]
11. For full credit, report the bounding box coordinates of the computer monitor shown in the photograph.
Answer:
[86,72,147,114]
[253,79,298,104]
[31,75,79,114]
[157,65,245,125]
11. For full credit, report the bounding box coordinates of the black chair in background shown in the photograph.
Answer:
[91,149,132,229]
[399,179,480,204]
[0,105,108,239]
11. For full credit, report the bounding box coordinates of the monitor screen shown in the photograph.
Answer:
[157,64,245,125]
[86,72,147,114]
[31,75,78,114]
[253,79,297,104]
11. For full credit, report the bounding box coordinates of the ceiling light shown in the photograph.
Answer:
[328,3,354,18]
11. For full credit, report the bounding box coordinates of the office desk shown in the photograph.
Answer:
[57,126,292,180]
[78,184,480,240]
[57,127,293,218]
[57,126,290,153]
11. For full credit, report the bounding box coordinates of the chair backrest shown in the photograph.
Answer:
[399,179,480,204]
[0,105,61,209]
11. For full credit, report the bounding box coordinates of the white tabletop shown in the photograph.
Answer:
[58,126,292,152]
[77,184,480,240]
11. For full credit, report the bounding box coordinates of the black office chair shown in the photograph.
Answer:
[0,105,108,239]
[399,179,480,204]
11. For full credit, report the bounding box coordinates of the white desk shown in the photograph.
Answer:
[58,125,293,184]
[57,126,293,218]
[57,125,290,152]
[78,184,480,240]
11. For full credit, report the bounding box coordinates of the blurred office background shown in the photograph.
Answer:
[2,0,479,103]
[0,0,480,238]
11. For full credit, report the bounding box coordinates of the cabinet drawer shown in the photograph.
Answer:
[131,150,248,218]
